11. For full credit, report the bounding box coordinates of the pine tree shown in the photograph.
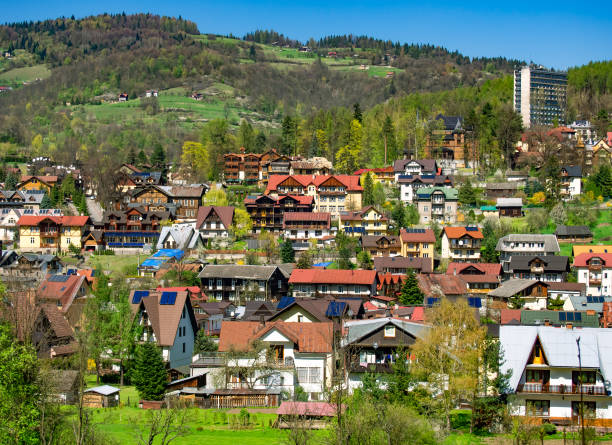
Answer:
[353,103,363,123]
[362,172,374,206]
[392,201,406,230]
[458,178,477,206]
[280,239,295,263]
[399,270,424,305]
[40,193,52,210]
[4,173,17,190]
[126,146,136,165]
[137,149,148,168]
[150,143,166,170]
[132,342,167,401]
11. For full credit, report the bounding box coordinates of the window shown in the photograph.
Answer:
[216,279,222,288]
[573,370,597,385]
[526,400,549,417]
[572,401,596,418]
[182,343,186,353]
[182,308,186,319]
[384,325,396,338]
[526,369,549,383]
[270,345,284,362]
[208,279,213,288]
[297,367,321,384]
[297,315,304,323]
[338,286,344,294]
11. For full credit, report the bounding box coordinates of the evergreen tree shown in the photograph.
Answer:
[238,120,255,151]
[136,149,148,167]
[308,131,320,158]
[382,115,396,164]
[353,102,363,123]
[280,239,295,263]
[150,143,166,170]
[458,178,477,206]
[126,146,136,165]
[254,131,267,153]
[281,116,298,156]
[40,193,52,209]
[392,201,406,230]
[4,173,17,190]
[132,342,167,401]
[399,270,424,305]
[595,165,612,197]
[362,173,374,206]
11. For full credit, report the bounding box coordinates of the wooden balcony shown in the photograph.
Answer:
[589,279,602,286]
[517,383,607,396]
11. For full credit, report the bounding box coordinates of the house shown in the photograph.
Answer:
[224,148,265,184]
[441,226,483,262]
[547,282,586,305]
[156,224,203,251]
[377,273,406,297]
[446,263,502,293]
[360,235,401,257]
[399,228,435,269]
[417,274,468,300]
[373,256,433,274]
[485,182,518,199]
[392,159,438,181]
[0,190,48,210]
[261,154,293,183]
[289,269,378,300]
[218,321,333,401]
[245,194,314,233]
[192,301,236,334]
[342,318,429,392]
[145,89,158,97]
[49,370,80,404]
[506,255,569,282]
[283,212,332,247]
[340,206,388,237]
[496,198,523,217]
[83,385,120,408]
[560,166,582,199]
[266,174,363,218]
[573,245,612,257]
[488,279,549,310]
[130,290,198,368]
[128,185,205,219]
[138,249,184,277]
[0,253,62,285]
[496,234,560,271]
[425,115,473,168]
[555,225,593,243]
[290,157,333,176]
[416,187,458,224]
[118,171,163,192]
[500,325,612,427]
[101,207,169,250]
[563,295,611,313]
[277,401,338,429]
[33,303,76,358]
[196,205,235,239]
[18,215,91,253]
[354,166,395,185]
[573,253,612,296]
[270,297,362,324]
[592,139,612,170]
[191,92,203,101]
[198,265,291,302]
[398,174,453,203]
[118,92,128,101]
[521,309,599,328]
[37,274,90,328]
[17,175,58,192]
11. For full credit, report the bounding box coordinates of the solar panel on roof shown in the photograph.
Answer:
[160,291,177,305]
[426,297,439,306]
[575,312,582,321]
[276,296,295,310]
[559,312,566,321]
[49,275,69,282]
[599,297,605,303]
[465,226,479,231]
[132,290,149,304]
[326,301,347,317]
[566,312,574,322]
[587,296,593,303]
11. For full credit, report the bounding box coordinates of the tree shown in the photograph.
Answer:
[593,109,609,139]
[230,208,252,239]
[458,178,477,206]
[308,131,319,158]
[547,295,565,310]
[508,295,525,309]
[137,149,149,167]
[203,186,229,206]
[335,119,362,174]
[373,183,386,207]
[362,173,374,206]
[40,193,52,210]
[399,271,423,305]
[150,143,166,172]
[194,330,218,354]
[258,231,278,263]
[134,407,190,445]
[254,132,267,153]
[538,155,561,208]
[381,115,396,165]
[353,103,363,124]
[280,239,295,263]
[126,146,136,165]
[549,203,567,226]
[238,120,255,151]
[412,298,486,431]
[296,250,313,269]
[220,341,277,389]
[357,250,373,270]
[0,324,42,445]
[5,172,18,190]
[405,204,420,226]
[132,342,168,401]
[281,116,298,156]
[391,201,406,230]
[495,104,523,169]
[180,141,209,182]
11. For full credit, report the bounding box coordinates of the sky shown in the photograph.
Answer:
[2,0,611,69]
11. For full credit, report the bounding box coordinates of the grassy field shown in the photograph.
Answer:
[87,254,141,275]
[0,64,51,83]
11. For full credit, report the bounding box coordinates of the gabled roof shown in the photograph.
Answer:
[416,187,458,200]
[373,256,433,273]
[435,114,463,131]
[392,159,437,173]
[84,385,120,396]
[266,174,363,193]
[156,225,201,250]
[443,226,483,239]
[573,253,612,267]
[37,275,87,312]
[417,274,467,296]
[39,303,74,339]
[218,321,333,353]
[277,401,338,417]
[18,215,90,227]
[289,269,377,285]
[196,206,234,229]
[342,317,429,346]
[508,255,569,273]
[399,228,436,243]
[283,212,331,226]
[485,182,518,190]
[446,262,502,276]
[488,279,548,299]
[496,234,560,253]
[340,205,387,222]
[496,198,523,208]
[198,265,285,281]
[560,165,582,177]
[360,235,400,249]
[500,326,612,392]
[555,225,592,237]
[546,282,585,293]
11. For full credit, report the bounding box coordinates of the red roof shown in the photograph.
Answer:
[18,215,90,227]
[572,253,612,267]
[446,262,502,276]
[245,194,313,205]
[218,321,333,353]
[266,174,363,193]
[289,269,377,285]
[443,226,483,239]
[363,301,378,311]
[156,286,201,294]
[196,206,234,230]
[400,228,436,243]
[277,401,338,417]
[37,275,87,312]
[500,309,522,325]
[353,166,394,176]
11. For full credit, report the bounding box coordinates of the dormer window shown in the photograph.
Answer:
[384,325,396,338]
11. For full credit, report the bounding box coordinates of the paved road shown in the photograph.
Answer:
[86,198,104,223]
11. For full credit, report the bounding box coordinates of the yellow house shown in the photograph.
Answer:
[18,215,90,253]
[340,206,389,237]
[17,175,58,193]
[399,228,436,270]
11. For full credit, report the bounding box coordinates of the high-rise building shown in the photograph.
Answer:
[513,66,568,128]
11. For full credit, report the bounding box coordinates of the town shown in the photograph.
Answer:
[0,11,611,445]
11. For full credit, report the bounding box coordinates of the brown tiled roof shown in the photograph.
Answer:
[545,282,586,292]
[218,321,333,353]
[400,228,436,243]
[360,235,400,249]
[446,262,502,276]
[37,275,87,312]
[417,274,467,296]
[50,342,79,357]
[283,212,331,225]
[197,206,235,230]
[373,256,433,273]
[340,205,388,221]
[40,304,74,339]
[443,226,483,239]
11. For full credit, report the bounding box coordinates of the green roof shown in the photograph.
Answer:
[416,187,458,200]
[520,310,599,328]
[481,205,497,211]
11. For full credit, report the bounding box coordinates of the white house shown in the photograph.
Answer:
[392,159,437,181]
[501,325,612,426]
[288,269,378,299]
[217,321,333,401]
[573,253,612,296]
[560,166,582,200]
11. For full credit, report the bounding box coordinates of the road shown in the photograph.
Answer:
[86,198,104,223]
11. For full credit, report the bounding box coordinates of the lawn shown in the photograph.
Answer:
[87,254,141,275]
[0,64,51,83]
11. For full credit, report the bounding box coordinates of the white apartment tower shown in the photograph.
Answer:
[514,66,568,128]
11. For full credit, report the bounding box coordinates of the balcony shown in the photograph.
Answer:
[517,383,607,396]
[589,278,602,286]
[589,265,602,271]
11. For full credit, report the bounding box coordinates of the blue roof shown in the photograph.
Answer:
[468,297,482,308]
[152,249,184,260]
[276,296,295,310]
[313,262,333,268]
[326,301,347,317]
[140,259,164,268]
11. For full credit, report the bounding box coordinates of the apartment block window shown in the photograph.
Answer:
[338,286,344,294]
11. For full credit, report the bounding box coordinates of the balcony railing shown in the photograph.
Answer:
[589,279,602,286]
[517,383,607,396]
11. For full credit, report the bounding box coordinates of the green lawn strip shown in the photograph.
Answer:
[87,254,141,275]
[0,64,51,82]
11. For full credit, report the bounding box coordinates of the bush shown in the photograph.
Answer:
[540,423,556,435]
[450,410,471,431]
